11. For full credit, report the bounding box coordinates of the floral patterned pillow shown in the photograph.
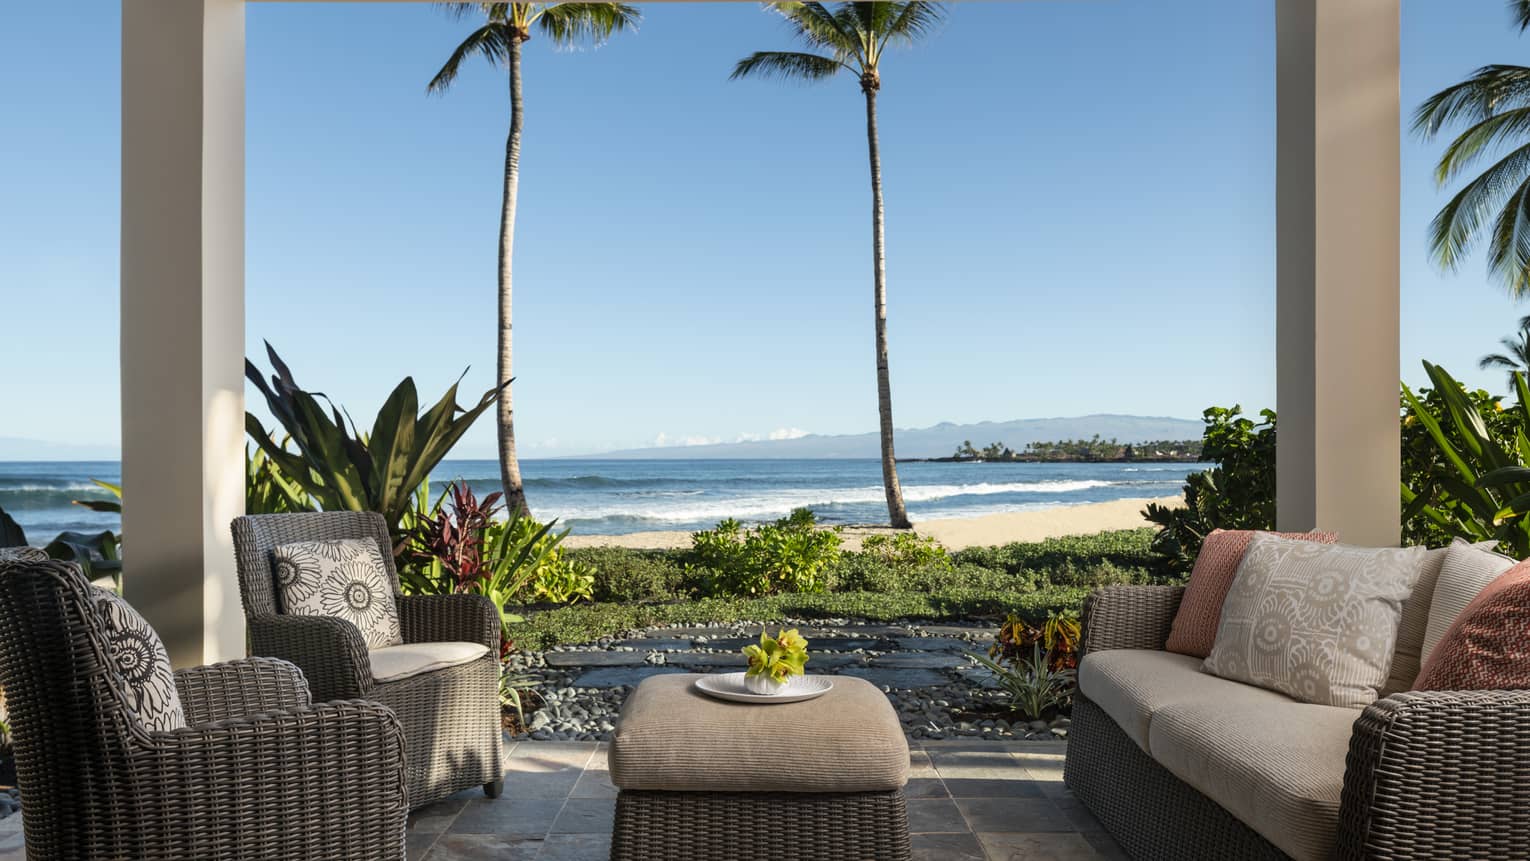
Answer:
[272,538,402,649]
[1202,533,1425,708]
[90,587,187,732]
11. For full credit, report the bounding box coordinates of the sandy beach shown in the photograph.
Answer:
[561,494,1184,551]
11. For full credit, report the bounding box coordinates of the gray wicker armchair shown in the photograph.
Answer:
[0,558,408,861]
[232,511,504,809]
[1066,584,1530,860]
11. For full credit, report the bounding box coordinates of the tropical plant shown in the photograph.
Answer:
[971,609,1079,720]
[70,479,121,514]
[688,508,843,597]
[428,1,640,516]
[0,509,23,548]
[1413,1,1530,295]
[731,1,947,529]
[1401,360,1530,556]
[743,628,810,684]
[1480,315,1530,391]
[855,532,951,574]
[245,437,313,515]
[245,343,503,549]
[1144,406,1277,576]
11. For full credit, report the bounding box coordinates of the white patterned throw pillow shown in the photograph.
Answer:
[91,587,187,732]
[1203,534,1425,708]
[272,538,402,649]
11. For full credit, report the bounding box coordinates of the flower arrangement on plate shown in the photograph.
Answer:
[742,628,809,695]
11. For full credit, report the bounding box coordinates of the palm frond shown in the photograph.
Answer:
[1482,351,1521,371]
[536,2,641,50]
[1516,0,1530,32]
[1426,142,1530,272]
[1488,172,1530,296]
[880,1,946,49]
[1434,107,1530,184]
[776,2,858,57]
[1414,65,1530,139]
[730,50,845,83]
[434,3,509,22]
[427,22,513,93]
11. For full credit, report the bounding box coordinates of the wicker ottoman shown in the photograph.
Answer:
[608,673,912,861]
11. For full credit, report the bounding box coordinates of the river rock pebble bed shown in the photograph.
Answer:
[508,619,1071,744]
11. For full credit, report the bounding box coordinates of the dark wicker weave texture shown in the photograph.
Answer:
[611,789,911,861]
[1071,583,1530,860]
[232,512,504,809]
[0,558,408,860]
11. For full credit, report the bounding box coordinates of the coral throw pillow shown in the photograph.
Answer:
[1165,528,1338,658]
[1414,559,1530,691]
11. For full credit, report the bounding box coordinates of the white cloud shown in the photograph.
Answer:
[652,432,721,448]
[768,427,810,440]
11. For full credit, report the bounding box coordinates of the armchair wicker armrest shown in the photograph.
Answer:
[133,699,408,861]
[1080,585,1185,655]
[248,614,372,700]
[174,657,311,726]
[397,593,500,651]
[1337,689,1530,861]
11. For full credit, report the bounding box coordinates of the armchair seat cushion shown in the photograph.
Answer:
[370,641,490,683]
[1148,694,1358,861]
[1076,649,1290,750]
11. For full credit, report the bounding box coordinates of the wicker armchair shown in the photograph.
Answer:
[1068,584,1530,860]
[232,511,504,809]
[0,558,407,861]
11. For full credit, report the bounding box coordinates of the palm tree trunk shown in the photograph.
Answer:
[864,85,911,529]
[497,35,529,516]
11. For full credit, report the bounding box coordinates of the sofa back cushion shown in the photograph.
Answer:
[1383,539,1505,695]
[272,538,402,649]
[1414,559,1530,691]
[1165,529,1338,659]
[1203,534,1424,708]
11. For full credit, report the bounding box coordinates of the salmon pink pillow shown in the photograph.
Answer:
[1414,559,1530,691]
[1165,528,1338,658]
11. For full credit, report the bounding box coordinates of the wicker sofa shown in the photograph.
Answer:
[1063,584,1530,860]
[0,558,408,860]
[232,511,504,809]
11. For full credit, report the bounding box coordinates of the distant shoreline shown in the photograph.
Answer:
[562,494,1185,552]
[899,456,1209,464]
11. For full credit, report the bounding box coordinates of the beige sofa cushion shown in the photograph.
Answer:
[1420,541,1516,668]
[1076,649,1291,751]
[1384,539,1503,695]
[609,673,908,793]
[1149,692,1359,861]
[369,641,489,683]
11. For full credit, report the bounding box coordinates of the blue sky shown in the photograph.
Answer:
[1,1,1527,458]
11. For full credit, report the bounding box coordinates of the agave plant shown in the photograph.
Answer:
[1401,360,1530,556]
[245,343,505,545]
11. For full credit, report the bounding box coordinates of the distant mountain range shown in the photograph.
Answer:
[587,414,1204,460]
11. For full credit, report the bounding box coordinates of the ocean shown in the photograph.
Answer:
[0,458,1201,540]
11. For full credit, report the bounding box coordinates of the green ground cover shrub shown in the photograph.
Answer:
[568,546,688,603]
[687,509,842,596]
[951,529,1158,586]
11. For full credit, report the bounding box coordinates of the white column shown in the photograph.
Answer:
[121,0,246,667]
[1275,0,1400,547]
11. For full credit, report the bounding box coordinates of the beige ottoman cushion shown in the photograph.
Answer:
[609,673,909,793]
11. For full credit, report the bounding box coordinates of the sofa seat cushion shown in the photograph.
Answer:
[370,641,490,683]
[1149,694,1359,861]
[1077,649,1292,751]
[610,673,908,793]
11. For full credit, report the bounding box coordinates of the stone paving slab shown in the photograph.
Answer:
[919,624,994,639]
[568,666,687,688]
[703,636,891,652]
[610,638,693,651]
[543,651,647,668]
[838,667,950,688]
[647,626,740,638]
[664,652,747,667]
[871,652,973,669]
[897,636,983,652]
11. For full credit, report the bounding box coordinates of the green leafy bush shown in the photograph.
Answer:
[1143,407,1276,576]
[568,547,687,603]
[687,509,842,597]
[951,529,1157,587]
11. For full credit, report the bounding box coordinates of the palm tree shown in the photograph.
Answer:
[731,1,945,529]
[429,2,639,515]
[1480,314,1530,390]
[1414,0,1530,295]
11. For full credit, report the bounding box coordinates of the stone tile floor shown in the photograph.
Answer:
[0,739,1126,861]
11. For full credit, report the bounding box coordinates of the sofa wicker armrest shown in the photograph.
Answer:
[248,614,372,700]
[174,657,312,726]
[135,700,408,860]
[397,593,501,651]
[1337,689,1530,861]
[1080,585,1184,655]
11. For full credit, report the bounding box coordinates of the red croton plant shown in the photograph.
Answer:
[411,483,503,592]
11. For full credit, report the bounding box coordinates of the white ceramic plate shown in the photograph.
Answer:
[694,673,833,704]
